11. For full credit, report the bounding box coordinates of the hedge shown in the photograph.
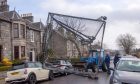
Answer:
[0,66,11,72]
[0,63,4,67]
[11,59,23,65]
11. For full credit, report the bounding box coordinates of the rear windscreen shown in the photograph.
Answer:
[12,63,25,70]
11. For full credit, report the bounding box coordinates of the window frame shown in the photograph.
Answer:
[21,46,25,58]
[20,24,25,38]
[13,23,19,38]
[30,30,34,42]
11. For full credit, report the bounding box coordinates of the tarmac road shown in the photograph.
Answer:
[39,72,111,84]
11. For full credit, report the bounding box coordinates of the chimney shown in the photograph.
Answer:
[0,0,9,12]
[21,13,34,22]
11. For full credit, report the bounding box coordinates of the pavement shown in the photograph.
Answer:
[0,71,6,80]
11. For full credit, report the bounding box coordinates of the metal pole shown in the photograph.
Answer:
[101,22,106,49]
[49,13,105,23]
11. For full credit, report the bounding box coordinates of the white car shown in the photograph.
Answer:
[51,60,73,75]
[5,62,54,84]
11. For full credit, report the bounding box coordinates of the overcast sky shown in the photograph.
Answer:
[8,0,140,49]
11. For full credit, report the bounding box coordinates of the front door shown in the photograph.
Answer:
[0,46,2,62]
[29,50,35,62]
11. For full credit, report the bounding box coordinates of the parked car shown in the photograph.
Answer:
[51,60,73,75]
[5,61,54,84]
[110,57,140,84]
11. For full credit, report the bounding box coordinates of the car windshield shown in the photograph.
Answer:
[12,63,25,70]
[117,60,140,72]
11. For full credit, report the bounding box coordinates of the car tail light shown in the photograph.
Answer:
[24,69,27,74]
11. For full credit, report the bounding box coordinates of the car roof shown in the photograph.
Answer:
[120,57,140,61]
[12,61,41,66]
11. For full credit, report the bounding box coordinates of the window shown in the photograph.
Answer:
[12,63,25,70]
[30,30,34,42]
[21,46,25,58]
[27,63,35,68]
[20,24,25,38]
[0,22,1,37]
[35,62,42,68]
[13,23,19,38]
[14,46,19,59]
[117,60,140,72]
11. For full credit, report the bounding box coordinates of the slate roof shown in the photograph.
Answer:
[0,10,42,31]
[32,22,45,30]
[0,11,21,21]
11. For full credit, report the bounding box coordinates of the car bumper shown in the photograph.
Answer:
[5,78,27,83]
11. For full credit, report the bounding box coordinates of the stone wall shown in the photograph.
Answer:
[26,28,41,61]
[51,30,67,58]
[0,21,12,60]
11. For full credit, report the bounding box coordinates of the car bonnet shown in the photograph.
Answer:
[114,70,140,83]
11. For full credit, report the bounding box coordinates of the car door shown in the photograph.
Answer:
[27,62,42,80]
[35,62,49,79]
[40,68,50,79]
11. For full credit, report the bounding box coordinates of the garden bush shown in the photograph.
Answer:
[0,66,11,72]
[11,59,23,65]
[0,62,4,67]
[2,58,12,66]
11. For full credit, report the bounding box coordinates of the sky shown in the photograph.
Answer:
[8,0,140,49]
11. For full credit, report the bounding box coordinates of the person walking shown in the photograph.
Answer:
[105,52,111,74]
[113,53,120,68]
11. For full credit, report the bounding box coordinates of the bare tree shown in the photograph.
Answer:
[91,41,107,50]
[116,33,136,54]
[63,18,86,57]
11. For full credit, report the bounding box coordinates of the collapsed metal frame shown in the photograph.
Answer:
[42,12,107,62]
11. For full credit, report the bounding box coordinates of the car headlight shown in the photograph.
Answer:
[113,78,119,84]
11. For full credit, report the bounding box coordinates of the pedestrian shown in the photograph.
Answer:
[105,52,111,74]
[113,52,121,68]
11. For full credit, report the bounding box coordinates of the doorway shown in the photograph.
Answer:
[29,50,35,62]
[0,45,2,62]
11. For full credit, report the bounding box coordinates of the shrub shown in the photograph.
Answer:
[11,59,23,65]
[0,62,4,67]
[2,57,12,66]
[0,66,11,72]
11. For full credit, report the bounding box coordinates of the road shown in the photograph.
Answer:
[39,72,111,84]
[0,72,111,84]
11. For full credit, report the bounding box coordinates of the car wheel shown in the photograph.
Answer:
[28,74,37,84]
[49,71,54,80]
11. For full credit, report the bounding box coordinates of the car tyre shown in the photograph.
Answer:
[28,74,37,84]
[49,71,54,80]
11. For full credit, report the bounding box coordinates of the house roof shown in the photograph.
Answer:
[0,11,21,21]
[0,10,42,31]
[32,22,45,30]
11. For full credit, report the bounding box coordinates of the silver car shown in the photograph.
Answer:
[110,57,140,84]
